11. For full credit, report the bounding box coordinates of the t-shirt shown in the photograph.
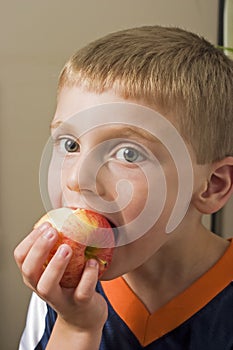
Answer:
[19,239,233,349]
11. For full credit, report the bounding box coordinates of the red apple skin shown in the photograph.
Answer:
[45,233,86,288]
[38,208,114,288]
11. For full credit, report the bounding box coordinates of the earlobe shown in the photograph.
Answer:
[197,157,233,214]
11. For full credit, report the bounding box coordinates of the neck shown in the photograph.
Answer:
[123,224,229,313]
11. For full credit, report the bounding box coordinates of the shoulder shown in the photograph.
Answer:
[172,283,233,349]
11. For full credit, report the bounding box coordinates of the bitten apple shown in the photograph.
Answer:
[35,207,115,288]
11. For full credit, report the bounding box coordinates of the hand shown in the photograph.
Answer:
[14,222,108,332]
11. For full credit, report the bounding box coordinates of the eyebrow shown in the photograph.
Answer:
[112,125,158,143]
[50,120,63,129]
[50,119,159,143]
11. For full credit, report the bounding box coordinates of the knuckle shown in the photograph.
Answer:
[22,269,35,285]
[76,290,92,303]
[21,263,33,280]
[22,272,36,289]
[36,283,50,298]
[13,247,24,264]
[21,262,42,285]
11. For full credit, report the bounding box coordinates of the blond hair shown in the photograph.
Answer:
[58,26,233,164]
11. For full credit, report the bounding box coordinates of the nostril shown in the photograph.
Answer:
[67,183,81,192]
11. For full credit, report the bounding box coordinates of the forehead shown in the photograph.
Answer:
[54,87,147,140]
[54,86,134,121]
[52,86,186,152]
[54,85,176,125]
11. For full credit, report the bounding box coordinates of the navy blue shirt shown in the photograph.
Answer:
[34,282,233,350]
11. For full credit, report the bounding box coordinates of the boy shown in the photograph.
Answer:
[14,25,233,349]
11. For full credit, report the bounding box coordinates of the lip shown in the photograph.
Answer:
[105,218,119,246]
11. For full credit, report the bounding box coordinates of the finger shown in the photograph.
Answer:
[14,222,51,268]
[75,259,99,303]
[21,226,58,288]
[36,244,73,300]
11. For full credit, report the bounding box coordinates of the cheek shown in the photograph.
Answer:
[102,162,149,223]
[119,170,149,223]
[161,161,180,222]
[48,155,63,208]
[113,161,179,244]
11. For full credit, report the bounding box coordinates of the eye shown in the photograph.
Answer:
[56,138,80,153]
[115,147,145,163]
[65,139,79,152]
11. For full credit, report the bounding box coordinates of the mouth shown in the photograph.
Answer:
[106,219,119,246]
[65,206,119,247]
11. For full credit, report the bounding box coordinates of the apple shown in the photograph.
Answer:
[35,207,115,288]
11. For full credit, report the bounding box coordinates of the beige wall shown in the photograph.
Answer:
[224,0,233,59]
[0,1,219,349]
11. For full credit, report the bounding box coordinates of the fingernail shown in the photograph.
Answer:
[57,244,70,258]
[37,222,51,232]
[43,227,56,240]
[86,259,98,268]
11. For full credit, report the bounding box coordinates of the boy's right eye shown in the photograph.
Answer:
[56,137,80,153]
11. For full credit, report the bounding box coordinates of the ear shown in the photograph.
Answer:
[197,157,233,214]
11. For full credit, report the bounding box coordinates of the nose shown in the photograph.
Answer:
[66,161,82,193]
[64,150,105,197]
[65,156,91,193]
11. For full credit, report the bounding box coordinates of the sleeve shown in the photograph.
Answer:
[18,292,48,350]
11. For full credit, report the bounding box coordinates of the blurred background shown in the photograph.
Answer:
[0,1,232,349]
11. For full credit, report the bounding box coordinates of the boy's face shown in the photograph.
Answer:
[46,85,198,278]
